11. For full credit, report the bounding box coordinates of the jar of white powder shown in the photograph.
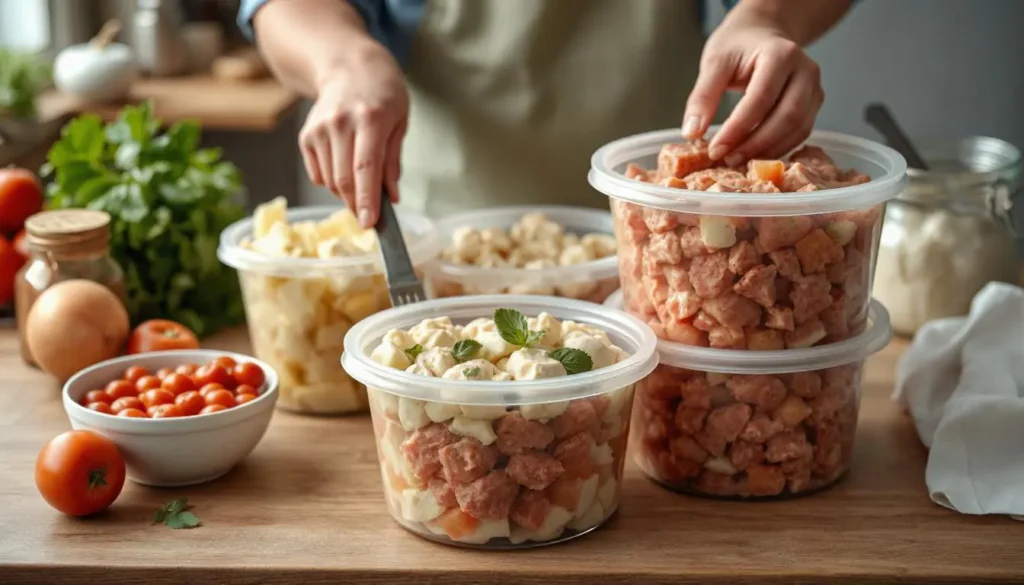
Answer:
[873,136,1022,336]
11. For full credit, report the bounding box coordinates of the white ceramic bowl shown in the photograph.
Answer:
[62,350,279,487]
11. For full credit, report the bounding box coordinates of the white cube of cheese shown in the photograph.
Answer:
[398,397,431,431]
[371,390,399,417]
[448,416,497,445]
[826,219,857,247]
[519,401,569,421]
[699,215,738,249]
[590,442,614,466]
[424,401,462,423]
[573,475,600,518]
[567,500,605,532]
[703,456,738,476]
[370,341,413,370]
[400,489,444,523]
[508,505,573,544]
[597,479,618,510]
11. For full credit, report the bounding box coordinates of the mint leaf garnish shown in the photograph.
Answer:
[549,347,594,375]
[494,308,530,346]
[404,344,424,360]
[462,367,481,377]
[450,339,482,363]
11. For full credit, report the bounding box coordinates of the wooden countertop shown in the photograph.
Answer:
[1,326,1021,585]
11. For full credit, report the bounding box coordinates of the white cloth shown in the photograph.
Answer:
[893,282,1024,519]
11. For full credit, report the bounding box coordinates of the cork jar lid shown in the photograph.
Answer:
[25,209,112,254]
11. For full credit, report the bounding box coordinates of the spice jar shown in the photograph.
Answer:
[873,136,1022,336]
[15,209,126,366]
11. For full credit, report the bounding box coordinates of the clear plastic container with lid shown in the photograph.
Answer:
[872,136,1022,336]
[428,205,620,304]
[589,128,907,351]
[341,295,658,548]
[605,290,892,499]
[218,205,439,415]
[15,209,125,366]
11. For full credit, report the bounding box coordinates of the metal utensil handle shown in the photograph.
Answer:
[864,104,930,171]
[374,190,416,281]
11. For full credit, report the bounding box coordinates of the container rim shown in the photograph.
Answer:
[217,204,440,277]
[341,294,659,405]
[433,205,619,283]
[603,290,892,373]
[589,127,909,217]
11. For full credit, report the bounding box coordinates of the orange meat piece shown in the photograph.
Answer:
[748,160,786,188]
[434,508,480,540]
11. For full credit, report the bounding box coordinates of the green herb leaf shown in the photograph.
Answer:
[450,339,482,363]
[167,498,188,515]
[525,329,548,348]
[153,508,168,525]
[165,511,201,530]
[404,344,424,360]
[494,308,531,346]
[548,348,594,375]
[0,49,51,118]
[462,367,481,378]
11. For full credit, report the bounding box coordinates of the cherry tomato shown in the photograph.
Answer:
[83,390,110,405]
[150,404,183,418]
[204,389,236,408]
[123,366,149,384]
[155,367,175,380]
[200,404,226,415]
[117,408,147,418]
[232,362,265,389]
[234,383,256,396]
[105,380,137,401]
[213,356,237,370]
[111,396,144,413]
[135,375,162,393]
[235,393,258,405]
[140,388,174,408]
[87,402,114,414]
[161,373,195,396]
[0,236,23,306]
[35,430,125,516]
[175,363,199,376]
[126,319,199,354]
[198,383,224,397]
[174,391,205,416]
[194,364,234,389]
[0,167,43,234]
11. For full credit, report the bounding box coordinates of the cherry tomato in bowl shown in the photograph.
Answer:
[126,320,199,354]
[35,430,125,516]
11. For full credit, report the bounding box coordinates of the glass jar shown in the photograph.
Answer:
[15,209,126,366]
[873,136,1022,337]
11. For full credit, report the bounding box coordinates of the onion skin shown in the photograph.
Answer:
[26,280,130,381]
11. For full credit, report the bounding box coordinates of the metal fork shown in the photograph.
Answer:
[374,189,427,306]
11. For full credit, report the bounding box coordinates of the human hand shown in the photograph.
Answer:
[299,45,409,228]
[682,7,824,166]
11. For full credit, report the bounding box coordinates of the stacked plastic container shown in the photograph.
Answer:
[589,128,907,498]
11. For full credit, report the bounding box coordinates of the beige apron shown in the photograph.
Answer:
[399,0,706,218]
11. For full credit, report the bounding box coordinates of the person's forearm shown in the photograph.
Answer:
[728,0,853,46]
[252,0,382,97]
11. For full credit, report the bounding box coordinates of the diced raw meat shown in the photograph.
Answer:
[658,141,713,178]
[402,423,458,481]
[552,433,596,480]
[766,430,813,463]
[768,249,802,280]
[664,319,708,346]
[825,258,849,284]
[782,162,826,192]
[789,145,838,181]
[703,403,752,446]
[772,395,812,428]
[669,434,709,463]
[729,440,765,471]
[747,160,785,187]
[429,477,459,508]
[692,311,718,332]
[439,438,501,484]
[454,470,520,520]
[675,404,709,435]
[495,412,555,456]
[696,470,740,496]
[733,264,778,308]
[506,451,565,490]
[785,317,827,349]
[689,251,734,298]
[790,274,833,323]
[727,240,761,275]
[701,292,761,330]
[679,227,709,258]
[679,376,713,409]
[746,328,785,350]
[709,326,746,349]
[665,291,702,321]
[727,375,787,411]
[820,295,850,339]
[755,217,814,252]
[784,372,823,399]
[509,490,553,531]
[663,264,692,292]
[739,414,784,443]
[546,477,585,510]
[647,232,683,264]
[745,180,781,193]
[764,306,795,331]
[794,228,844,274]
[643,208,679,234]
[744,464,786,496]
[550,400,600,440]
[625,163,649,181]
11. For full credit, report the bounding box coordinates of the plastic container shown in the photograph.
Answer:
[341,295,658,548]
[428,205,620,304]
[589,128,907,350]
[606,290,891,499]
[218,205,440,415]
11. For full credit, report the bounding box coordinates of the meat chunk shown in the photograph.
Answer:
[401,423,457,480]
[506,451,565,490]
[727,240,761,275]
[643,207,680,234]
[702,292,761,330]
[697,403,752,456]
[772,395,812,428]
[429,477,458,508]
[785,317,827,349]
[552,433,596,480]
[439,438,501,484]
[550,400,600,440]
[766,430,814,463]
[689,251,734,298]
[764,306,795,331]
[744,464,787,496]
[739,414,784,444]
[495,412,555,456]
[790,275,833,323]
[679,376,713,409]
[679,227,708,258]
[729,440,765,471]
[670,434,710,463]
[708,326,746,350]
[784,371,823,399]
[454,470,520,520]
[675,404,709,435]
[755,216,814,252]
[782,162,826,192]
[746,328,785,351]
[794,228,844,274]
[658,141,713,178]
[647,232,683,264]
[509,489,553,531]
[727,375,787,411]
[665,291,702,321]
[789,145,838,181]
[733,264,777,308]
[768,249,802,280]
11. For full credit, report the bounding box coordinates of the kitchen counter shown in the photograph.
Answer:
[1,325,1021,585]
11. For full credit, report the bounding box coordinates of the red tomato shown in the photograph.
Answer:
[87,402,114,415]
[135,375,162,393]
[175,363,199,376]
[174,391,205,416]
[150,404,183,418]
[161,373,195,396]
[234,383,256,396]
[235,393,258,405]
[122,366,149,384]
[35,430,125,516]
[105,380,137,401]
[117,408,147,418]
[140,388,174,408]
[83,390,110,405]
[232,362,265,389]
[213,356,237,370]
[194,364,234,389]
[155,367,175,380]
[0,235,25,306]
[0,167,43,233]
[200,404,226,415]
[126,319,199,354]
[204,389,236,408]
[111,396,144,414]
[198,383,224,397]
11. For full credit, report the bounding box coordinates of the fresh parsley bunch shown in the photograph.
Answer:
[41,102,246,337]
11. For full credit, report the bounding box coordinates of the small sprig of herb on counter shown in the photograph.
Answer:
[493,308,594,375]
[153,498,201,529]
[404,344,424,360]
[462,367,481,377]
[450,339,482,363]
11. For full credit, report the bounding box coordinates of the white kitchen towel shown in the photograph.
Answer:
[892,282,1024,519]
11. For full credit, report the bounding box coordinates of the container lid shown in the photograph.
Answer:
[603,290,892,373]
[217,204,440,278]
[589,127,908,217]
[434,205,619,286]
[341,294,659,405]
[25,209,111,254]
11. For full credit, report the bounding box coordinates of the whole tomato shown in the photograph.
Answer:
[35,430,126,516]
[126,320,199,354]
[0,235,25,305]
[0,167,43,234]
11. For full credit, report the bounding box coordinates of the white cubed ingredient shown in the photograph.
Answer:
[304,358,347,385]
[370,341,413,370]
[290,382,363,414]
[473,328,517,361]
[491,371,512,381]
[273,279,318,326]
[380,420,412,481]
[460,405,508,420]
[423,520,448,537]
[561,331,619,370]
[398,397,431,431]
[251,223,295,257]
[383,328,416,350]
[601,416,623,441]
[313,321,350,352]
[399,489,444,523]
[560,320,610,344]
[601,388,628,423]
[414,329,459,349]
[505,348,566,380]
[509,505,573,544]
[253,196,287,237]
[450,226,484,262]
[573,475,600,518]
[559,243,594,266]
[555,282,599,300]
[416,347,457,377]
[424,401,462,423]
[826,219,857,247]
[448,416,497,445]
[581,233,617,257]
[339,291,379,323]
[567,501,605,532]
[406,363,434,377]
[528,312,563,349]
[480,227,512,251]
[590,442,614,466]
[315,237,347,259]
[520,401,569,421]
[460,318,493,339]
[348,229,379,254]
[441,359,499,381]
[699,215,738,250]
[453,518,511,545]
[371,390,400,417]
[703,456,738,476]
[597,479,618,510]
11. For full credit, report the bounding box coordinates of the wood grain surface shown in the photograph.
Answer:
[0,325,1021,585]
